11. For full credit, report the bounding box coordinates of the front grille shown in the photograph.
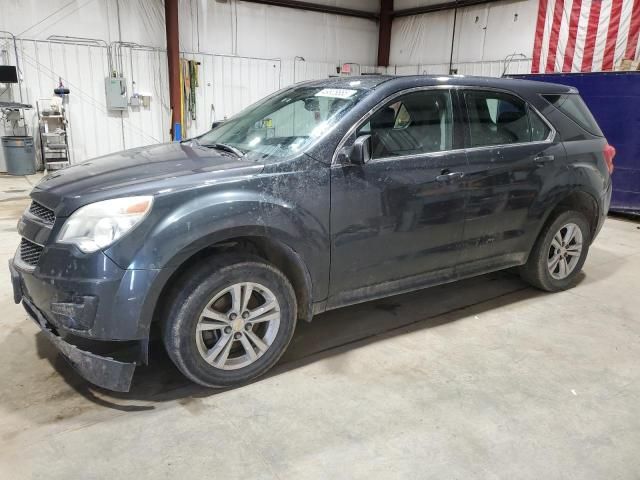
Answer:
[19,238,44,267]
[28,201,56,225]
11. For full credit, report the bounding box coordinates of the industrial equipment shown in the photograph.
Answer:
[37,97,70,170]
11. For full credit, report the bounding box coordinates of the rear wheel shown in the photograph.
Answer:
[162,254,297,388]
[520,211,591,292]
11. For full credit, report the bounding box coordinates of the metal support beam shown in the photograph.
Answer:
[377,0,393,67]
[449,5,458,74]
[238,0,378,20]
[165,0,182,141]
[393,0,506,18]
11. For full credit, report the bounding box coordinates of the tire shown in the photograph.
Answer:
[520,210,591,292]
[162,254,297,388]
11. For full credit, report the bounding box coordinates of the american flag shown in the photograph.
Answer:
[531,0,640,73]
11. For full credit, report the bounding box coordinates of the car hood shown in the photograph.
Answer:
[31,142,264,214]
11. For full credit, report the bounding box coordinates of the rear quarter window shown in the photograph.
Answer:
[542,93,603,137]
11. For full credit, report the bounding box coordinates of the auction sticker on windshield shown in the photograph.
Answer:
[315,88,357,99]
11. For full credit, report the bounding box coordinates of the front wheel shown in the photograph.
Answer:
[520,211,591,292]
[162,254,297,388]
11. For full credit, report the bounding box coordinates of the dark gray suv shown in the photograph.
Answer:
[9,75,614,391]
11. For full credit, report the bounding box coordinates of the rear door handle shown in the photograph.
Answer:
[534,154,554,166]
[435,171,465,183]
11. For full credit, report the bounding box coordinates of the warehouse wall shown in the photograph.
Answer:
[391,0,640,74]
[181,0,378,64]
[0,0,378,170]
[390,0,539,72]
[0,0,378,63]
[5,0,632,171]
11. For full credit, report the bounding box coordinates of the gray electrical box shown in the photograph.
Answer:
[105,76,128,110]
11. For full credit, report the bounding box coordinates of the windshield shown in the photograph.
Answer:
[198,86,369,161]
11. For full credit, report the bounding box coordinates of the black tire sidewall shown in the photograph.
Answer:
[533,211,591,291]
[163,256,297,388]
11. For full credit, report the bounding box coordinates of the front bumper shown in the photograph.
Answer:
[9,256,154,392]
[11,244,160,340]
[22,296,136,392]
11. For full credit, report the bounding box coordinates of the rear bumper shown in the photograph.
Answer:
[594,180,613,239]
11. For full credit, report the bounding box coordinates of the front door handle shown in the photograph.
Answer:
[436,171,465,183]
[534,154,554,166]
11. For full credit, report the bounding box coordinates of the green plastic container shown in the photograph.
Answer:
[2,136,36,175]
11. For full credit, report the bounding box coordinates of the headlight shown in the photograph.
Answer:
[57,196,153,253]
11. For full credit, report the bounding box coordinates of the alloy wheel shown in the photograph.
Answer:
[195,282,281,370]
[547,222,583,280]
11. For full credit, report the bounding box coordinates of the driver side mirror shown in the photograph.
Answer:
[211,120,225,129]
[344,134,372,165]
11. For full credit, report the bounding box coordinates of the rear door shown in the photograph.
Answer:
[328,88,468,305]
[457,89,566,272]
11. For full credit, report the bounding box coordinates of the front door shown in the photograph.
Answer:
[328,88,468,306]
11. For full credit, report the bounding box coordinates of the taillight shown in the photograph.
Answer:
[603,144,616,174]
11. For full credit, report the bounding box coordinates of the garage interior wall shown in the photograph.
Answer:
[0,0,379,169]
[0,0,636,170]
[389,0,640,76]
[389,0,540,75]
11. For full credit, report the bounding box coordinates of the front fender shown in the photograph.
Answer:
[105,181,330,338]
[107,183,328,268]
[132,224,316,339]
[103,157,331,339]
[144,190,324,269]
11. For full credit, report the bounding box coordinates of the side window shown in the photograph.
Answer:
[542,93,603,136]
[356,90,453,159]
[394,103,411,128]
[464,91,530,147]
[529,109,551,141]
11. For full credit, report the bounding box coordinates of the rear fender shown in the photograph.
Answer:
[525,187,600,262]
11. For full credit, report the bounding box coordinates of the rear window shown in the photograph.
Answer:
[542,94,603,136]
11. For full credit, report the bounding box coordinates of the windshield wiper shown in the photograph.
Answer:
[200,142,246,157]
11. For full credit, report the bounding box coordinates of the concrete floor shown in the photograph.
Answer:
[1,173,639,479]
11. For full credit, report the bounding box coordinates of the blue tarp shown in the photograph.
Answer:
[512,72,640,214]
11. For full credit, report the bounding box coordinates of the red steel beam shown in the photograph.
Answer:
[165,0,182,140]
[378,0,393,66]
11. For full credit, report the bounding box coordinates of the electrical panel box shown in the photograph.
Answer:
[105,76,128,110]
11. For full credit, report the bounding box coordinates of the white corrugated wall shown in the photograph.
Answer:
[0,0,380,170]
[0,0,548,171]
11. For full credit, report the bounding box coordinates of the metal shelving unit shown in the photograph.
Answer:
[36,98,70,170]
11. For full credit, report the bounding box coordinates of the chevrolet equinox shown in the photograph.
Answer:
[9,75,614,391]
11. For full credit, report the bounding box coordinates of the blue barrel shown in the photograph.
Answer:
[1,136,36,175]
